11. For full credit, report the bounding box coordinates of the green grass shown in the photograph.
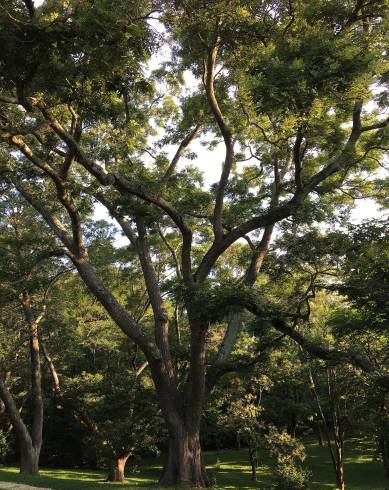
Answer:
[0,439,386,489]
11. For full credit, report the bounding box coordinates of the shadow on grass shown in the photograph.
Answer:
[0,440,387,489]
[0,466,158,489]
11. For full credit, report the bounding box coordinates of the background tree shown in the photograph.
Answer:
[0,191,68,474]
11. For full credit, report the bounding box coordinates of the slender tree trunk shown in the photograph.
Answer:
[307,367,340,487]
[40,339,60,396]
[21,293,44,472]
[334,442,345,490]
[328,369,345,490]
[28,318,43,457]
[316,421,324,447]
[379,428,389,482]
[378,401,389,483]
[249,446,258,481]
[289,416,298,438]
[108,454,130,482]
[251,462,257,482]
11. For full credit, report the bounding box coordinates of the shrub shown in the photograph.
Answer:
[265,427,311,489]
[273,462,311,490]
[0,430,8,459]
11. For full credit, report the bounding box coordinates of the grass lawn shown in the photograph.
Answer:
[0,439,386,489]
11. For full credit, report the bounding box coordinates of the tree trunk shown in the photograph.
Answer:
[316,421,324,447]
[22,293,44,471]
[0,293,44,475]
[378,402,389,483]
[289,417,297,438]
[28,317,43,458]
[307,366,342,488]
[328,369,345,490]
[249,446,258,482]
[335,445,345,490]
[20,445,39,475]
[157,317,209,487]
[0,379,36,474]
[108,454,130,482]
[251,463,257,482]
[380,428,389,482]
[159,424,208,487]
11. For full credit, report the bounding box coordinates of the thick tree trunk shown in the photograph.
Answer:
[108,454,130,482]
[0,293,44,475]
[157,315,209,487]
[0,379,40,475]
[148,352,209,487]
[20,445,39,475]
[159,425,208,487]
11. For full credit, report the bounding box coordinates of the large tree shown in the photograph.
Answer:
[0,0,388,485]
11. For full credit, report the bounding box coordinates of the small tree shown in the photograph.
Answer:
[221,393,263,481]
[265,426,310,490]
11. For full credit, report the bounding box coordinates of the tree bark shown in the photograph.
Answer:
[21,293,43,471]
[335,443,345,490]
[159,424,208,487]
[20,445,40,475]
[108,454,130,482]
[379,428,389,482]
[157,320,209,487]
[0,379,39,475]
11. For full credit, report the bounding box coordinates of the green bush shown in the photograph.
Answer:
[0,430,8,459]
[273,462,311,490]
[265,427,311,489]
